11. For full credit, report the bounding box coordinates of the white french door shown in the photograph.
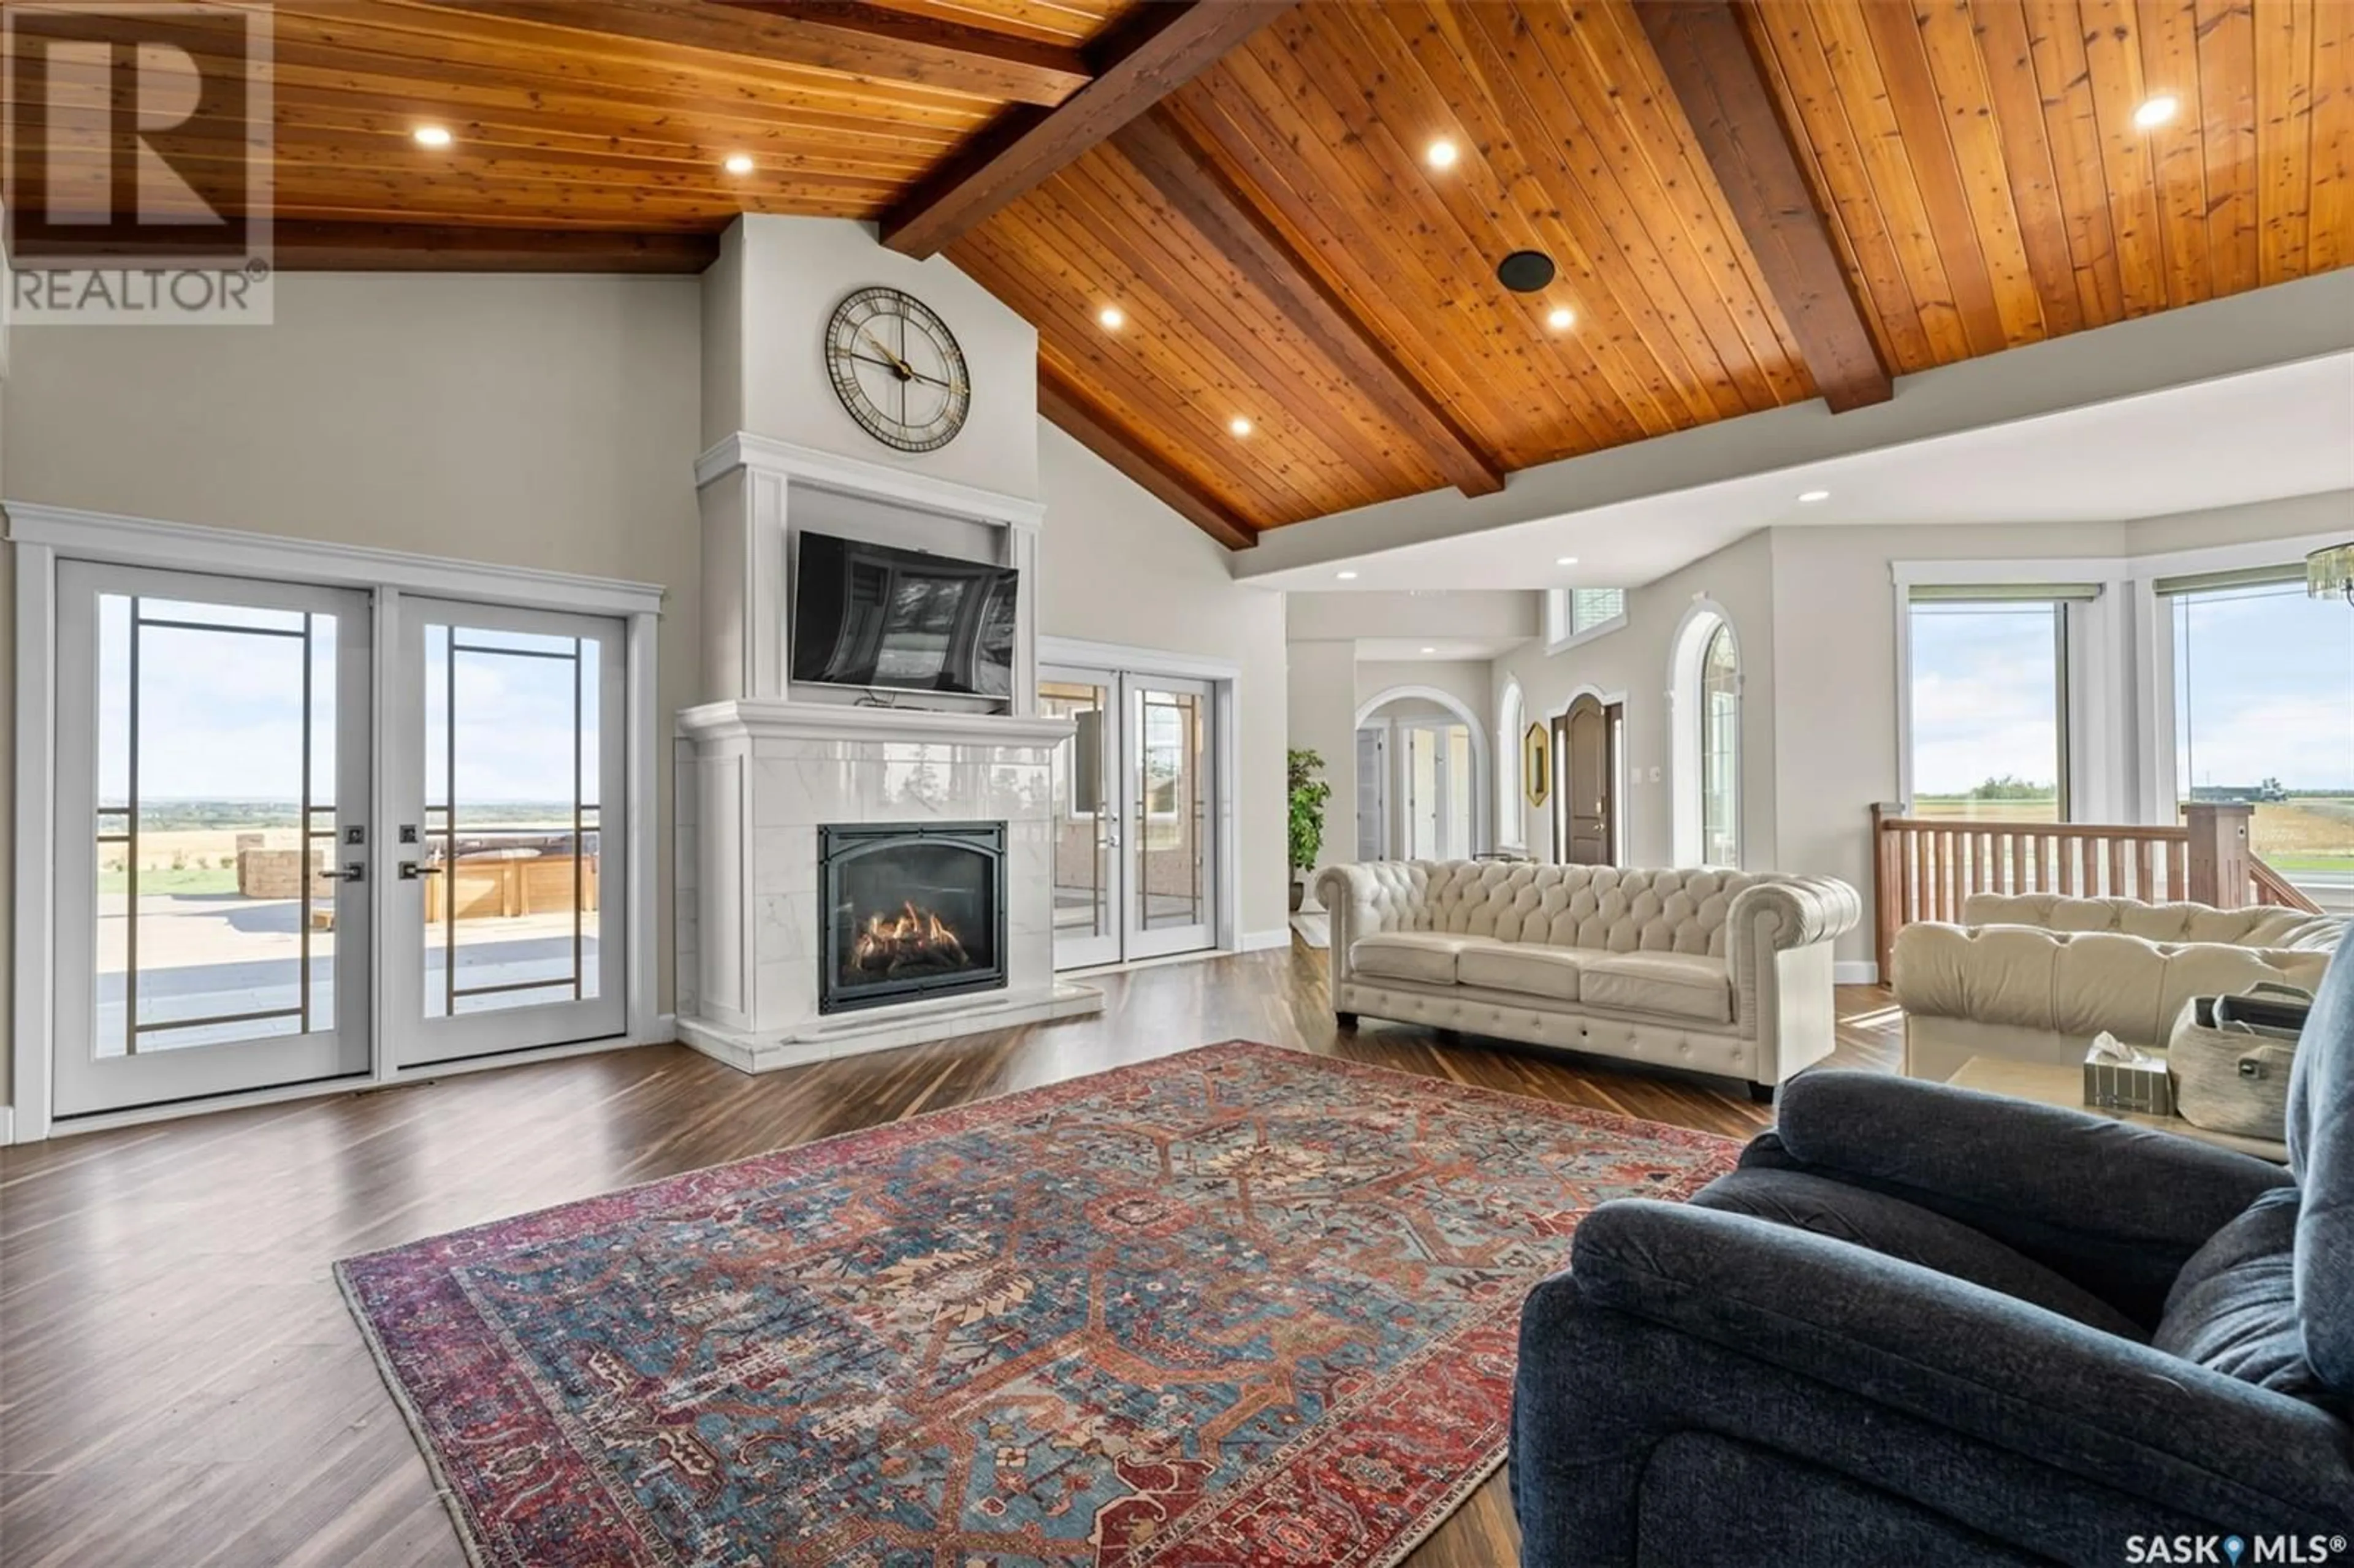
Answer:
[1042,666,1218,968]
[47,573,629,1119]
[387,599,627,1067]
[53,563,374,1117]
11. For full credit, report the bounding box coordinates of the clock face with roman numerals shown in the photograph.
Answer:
[824,286,971,454]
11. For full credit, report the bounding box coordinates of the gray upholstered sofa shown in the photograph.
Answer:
[1510,930,2354,1567]
[1316,861,1860,1098]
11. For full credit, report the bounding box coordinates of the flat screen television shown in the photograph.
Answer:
[791,531,1017,698]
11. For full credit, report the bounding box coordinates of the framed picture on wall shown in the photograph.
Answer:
[1523,720,1551,808]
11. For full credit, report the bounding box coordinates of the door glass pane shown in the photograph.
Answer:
[2174,582,2354,906]
[1407,726,1438,859]
[423,622,599,1018]
[94,593,339,1056]
[1908,602,2065,823]
[1701,626,1740,866]
[1445,725,1472,856]
[1136,687,1205,931]
[1042,680,1112,945]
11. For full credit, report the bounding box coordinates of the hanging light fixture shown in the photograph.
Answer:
[2307,541,2354,604]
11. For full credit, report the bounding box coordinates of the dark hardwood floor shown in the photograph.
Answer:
[0,938,1901,1567]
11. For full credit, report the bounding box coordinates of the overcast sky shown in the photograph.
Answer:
[1911,585,2353,796]
[99,599,595,807]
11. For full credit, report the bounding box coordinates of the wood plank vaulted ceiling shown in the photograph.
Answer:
[10,0,2349,548]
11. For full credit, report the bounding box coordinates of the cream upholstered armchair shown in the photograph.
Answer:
[1893,892,2346,1081]
[1317,861,1860,1100]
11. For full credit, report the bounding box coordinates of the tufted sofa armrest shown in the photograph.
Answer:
[1726,876,1860,1027]
[1317,862,1427,982]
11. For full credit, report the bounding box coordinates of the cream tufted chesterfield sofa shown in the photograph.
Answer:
[1894,891,2347,1081]
[1316,861,1861,1100]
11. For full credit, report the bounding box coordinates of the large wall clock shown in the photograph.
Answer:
[824,286,971,453]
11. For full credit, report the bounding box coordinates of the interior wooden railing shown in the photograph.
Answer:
[1870,803,2325,976]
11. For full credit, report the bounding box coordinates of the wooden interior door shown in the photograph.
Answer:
[1564,696,1613,866]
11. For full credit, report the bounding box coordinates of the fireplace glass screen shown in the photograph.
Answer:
[819,822,1005,1013]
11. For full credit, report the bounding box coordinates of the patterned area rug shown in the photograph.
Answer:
[340,1041,1738,1567]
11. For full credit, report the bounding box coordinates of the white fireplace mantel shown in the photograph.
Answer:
[676,433,1099,1075]
[677,698,1074,749]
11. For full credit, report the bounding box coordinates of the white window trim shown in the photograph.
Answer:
[6,501,668,1144]
[1666,599,1740,867]
[1543,588,1629,656]
[1891,529,2347,833]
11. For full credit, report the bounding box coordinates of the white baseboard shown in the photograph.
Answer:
[1834,961,1882,986]
[0,1105,13,1146]
[639,1012,679,1046]
[1238,927,1293,953]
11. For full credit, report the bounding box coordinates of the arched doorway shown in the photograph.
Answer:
[1554,693,1620,864]
[1354,686,1490,861]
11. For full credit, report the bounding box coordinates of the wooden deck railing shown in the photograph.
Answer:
[1871,802,2324,976]
[2252,858,2326,916]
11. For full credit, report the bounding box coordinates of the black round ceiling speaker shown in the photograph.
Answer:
[1496,249,1556,292]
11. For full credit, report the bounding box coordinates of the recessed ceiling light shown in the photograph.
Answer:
[722,153,755,175]
[1420,646,1438,655]
[1546,306,1575,331]
[1336,570,1359,580]
[1228,416,1252,437]
[1098,305,1124,330]
[1556,555,1579,566]
[1797,489,1831,503]
[2133,94,2179,129]
[1426,138,1458,169]
[413,124,453,148]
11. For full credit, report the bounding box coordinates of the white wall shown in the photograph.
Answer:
[1355,658,1492,721]
[1032,422,1290,940]
[715,216,1042,500]
[1496,528,1778,871]
[0,273,706,1111]
[1286,589,1538,643]
[1285,640,1357,883]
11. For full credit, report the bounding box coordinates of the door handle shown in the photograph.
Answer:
[399,861,443,880]
[318,862,366,884]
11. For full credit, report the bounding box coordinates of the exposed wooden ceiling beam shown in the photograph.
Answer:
[881,0,1294,259]
[1634,0,1891,412]
[1115,108,1506,498]
[269,222,721,273]
[1038,365,1257,550]
[432,1,1091,107]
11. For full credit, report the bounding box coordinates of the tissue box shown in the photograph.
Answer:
[2083,1033,2176,1117]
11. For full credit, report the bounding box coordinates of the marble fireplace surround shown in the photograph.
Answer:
[678,432,1108,1073]
[673,699,1103,1075]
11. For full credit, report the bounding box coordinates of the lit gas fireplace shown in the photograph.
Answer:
[852,900,971,975]
[820,822,1005,1014]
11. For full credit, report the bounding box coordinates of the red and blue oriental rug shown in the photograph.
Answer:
[339,1041,1737,1567]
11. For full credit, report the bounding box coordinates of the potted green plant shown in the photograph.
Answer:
[1287,747,1333,913]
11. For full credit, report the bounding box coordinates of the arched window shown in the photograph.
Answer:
[1498,677,1526,851]
[1669,604,1740,867]
[1699,623,1740,866]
